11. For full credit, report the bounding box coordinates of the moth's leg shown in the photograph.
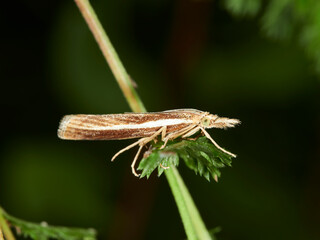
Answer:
[161,126,167,141]
[112,126,166,163]
[143,126,167,144]
[111,139,143,162]
[160,125,196,149]
[151,126,167,146]
[166,125,197,140]
[160,163,170,169]
[131,144,144,177]
[131,126,167,176]
[157,126,196,170]
[143,144,153,159]
[160,126,193,149]
[200,127,236,158]
[152,126,167,144]
[182,126,201,138]
[160,138,169,150]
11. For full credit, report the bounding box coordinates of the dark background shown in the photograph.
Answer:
[1,0,319,240]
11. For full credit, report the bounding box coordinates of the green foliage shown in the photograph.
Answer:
[2,209,96,240]
[223,0,262,16]
[261,0,295,39]
[222,0,320,73]
[138,137,234,181]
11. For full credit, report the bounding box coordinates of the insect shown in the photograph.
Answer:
[57,109,240,176]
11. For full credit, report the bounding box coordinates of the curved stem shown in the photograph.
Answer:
[74,1,211,239]
[74,0,146,113]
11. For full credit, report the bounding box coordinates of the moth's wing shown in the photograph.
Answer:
[57,114,157,140]
[58,113,174,140]
[57,112,196,140]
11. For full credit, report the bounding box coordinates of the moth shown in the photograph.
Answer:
[58,109,240,176]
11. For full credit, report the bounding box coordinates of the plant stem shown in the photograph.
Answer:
[74,0,146,113]
[165,167,212,240]
[0,207,15,240]
[74,1,211,239]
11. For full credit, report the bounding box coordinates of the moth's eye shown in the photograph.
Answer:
[202,117,210,127]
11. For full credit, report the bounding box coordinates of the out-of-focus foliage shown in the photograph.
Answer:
[138,137,233,181]
[2,208,96,240]
[222,0,320,72]
[223,0,261,16]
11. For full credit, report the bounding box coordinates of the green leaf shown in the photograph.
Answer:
[138,137,234,181]
[1,208,96,240]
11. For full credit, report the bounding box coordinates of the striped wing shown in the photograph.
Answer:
[57,111,198,140]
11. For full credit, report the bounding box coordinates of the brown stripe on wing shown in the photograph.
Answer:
[166,123,192,134]
[83,111,201,124]
[58,110,203,131]
[59,112,197,130]
[58,114,192,140]
[68,115,125,127]
[59,127,158,140]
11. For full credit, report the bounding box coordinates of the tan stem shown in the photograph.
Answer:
[74,0,146,113]
[0,208,15,240]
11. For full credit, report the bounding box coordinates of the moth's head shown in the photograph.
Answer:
[200,114,240,129]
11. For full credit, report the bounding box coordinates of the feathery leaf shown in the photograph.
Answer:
[138,137,234,181]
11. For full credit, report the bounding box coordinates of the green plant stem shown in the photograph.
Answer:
[165,167,212,240]
[0,207,15,240]
[74,0,146,113]
[74,1,211,239]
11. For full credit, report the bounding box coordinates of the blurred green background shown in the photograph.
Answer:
[1,0,319,239]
